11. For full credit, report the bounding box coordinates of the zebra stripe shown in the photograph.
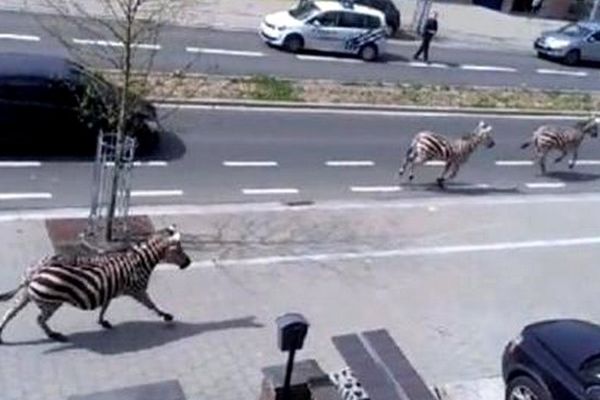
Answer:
[0,226,191,342]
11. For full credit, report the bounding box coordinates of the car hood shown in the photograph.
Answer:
[528,320,600,372]
[264,11,303,28]
[538,32,577,42]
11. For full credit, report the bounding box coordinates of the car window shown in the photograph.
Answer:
[366,15,382,29]
[559,23,593,37]
[0,78,57,105]
[581,356,600,381]
[593,31,600,41]
[289,0,320,20]
[316,12,339,27]
[338,12,366,29]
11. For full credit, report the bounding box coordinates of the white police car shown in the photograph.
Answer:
[259,0,387,61]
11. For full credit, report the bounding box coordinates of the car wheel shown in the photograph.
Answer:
[506,376,553,400]
[563,49,580,66]
[359,44,378,62]
[283,34,303,53]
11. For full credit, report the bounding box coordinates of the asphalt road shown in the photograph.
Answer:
[1,10,600,90]
[1,106,600,210]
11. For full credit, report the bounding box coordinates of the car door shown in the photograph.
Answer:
[304,11,341,52]
[582,30,600,61]
[336,11,368,53]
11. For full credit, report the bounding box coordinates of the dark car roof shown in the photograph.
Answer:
[0,52,79,80]
[525,320,600,371]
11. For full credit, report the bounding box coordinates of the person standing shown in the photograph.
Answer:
[413,11,438,63]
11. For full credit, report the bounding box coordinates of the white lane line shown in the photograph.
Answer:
[131,190,184,197]
[105,161,168,167]
[242,188,299,195]
[406,61,449,69]
[496,160,534,166]
[460,64,517,72]
[296,55,363,63]
[0,33,40,42]
[525,182,566,189]
[326,161,375,167]
[0,161,42,167]
[186,47,264,57]
[158,103,585,120]
[452,184,491,190]
[577,160,600,166]
[223,161,278,167]
[536,68,588,77]
[425,161,445,166]
[184,235,600,269]
[350,186,401,193]
[73,39,161,50]
[0,193,52,200]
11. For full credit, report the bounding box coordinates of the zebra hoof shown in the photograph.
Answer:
[436,178,445,189]
[48,332,68,342]
[99,320,113,329]
[162,313,174,322]
[569,164,575,170]
[409,175,414,181]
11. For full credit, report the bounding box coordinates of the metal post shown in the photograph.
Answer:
[282,348,296,400]
[591,0,600,21]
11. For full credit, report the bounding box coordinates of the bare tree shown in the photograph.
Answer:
[33,0,189,244]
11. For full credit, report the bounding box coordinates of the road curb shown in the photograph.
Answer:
[152,97,593,117]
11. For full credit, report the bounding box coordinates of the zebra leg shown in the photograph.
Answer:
[569,150,579,169]
[0,288,30,344]
[98,301,113,329]
[36,302,66,342]
[555,150,568,164]
[399,148,415,178]
[436,162,452,189]
[131,291,174,322]
[536,151,547,175]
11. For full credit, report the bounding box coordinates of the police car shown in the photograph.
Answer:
[259,0,387,61]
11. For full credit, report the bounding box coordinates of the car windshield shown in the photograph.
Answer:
[558,23,592,37]
[289,0,319,20]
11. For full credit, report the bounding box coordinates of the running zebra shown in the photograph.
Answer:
[521,115,600,174]
[0,225,191,343]
[398,121,495,188]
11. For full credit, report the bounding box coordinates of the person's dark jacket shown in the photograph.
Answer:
[423,18,438,38]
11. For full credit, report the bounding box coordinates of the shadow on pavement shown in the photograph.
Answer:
[0,130,186,162]
[545,170,600,182]
[37,316,263,355]
[409,182,521,195]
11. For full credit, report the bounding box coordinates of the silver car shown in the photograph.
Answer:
[534,22,600,65]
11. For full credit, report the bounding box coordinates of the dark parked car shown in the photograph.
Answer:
[503,319,600,400]
[0,52,160,154]
[352,0,401,35]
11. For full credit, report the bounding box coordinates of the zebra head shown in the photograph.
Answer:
[474,120,495,148]
[160,225,191,269]
[581,115,600,138]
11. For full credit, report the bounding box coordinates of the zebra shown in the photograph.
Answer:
[521,115,600,175]
[398,120,495,188]
[0,225,191,343]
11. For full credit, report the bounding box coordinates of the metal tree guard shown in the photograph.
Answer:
[83,132,137,249]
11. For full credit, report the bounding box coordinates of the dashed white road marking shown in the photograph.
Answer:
[223,161,278,167]
[326,161,375,167]
[0,192,52,200]
[73,39,161,50]
[130,190,184,197]
[460,64,517,73]
[350,186,401,193]
[451,183,492,190]
[496,160,534,166]
[425,161,446,166]
[242,188,299,195]
[536,68,587,77]
[296,55,363,63]
[185,235,600,269]
[0,161,42,167]
[576,160,600,166]
[105,161,168,167]
[186,47,264,57]
[0,33,40,42]
[406,61,449,69]
[526,182,566,189]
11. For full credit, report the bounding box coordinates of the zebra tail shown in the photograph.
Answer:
[0,284,23,302]
[520,141,531,149]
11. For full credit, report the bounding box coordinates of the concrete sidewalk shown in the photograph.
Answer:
[4,0,568,52]
[3,195,600,399]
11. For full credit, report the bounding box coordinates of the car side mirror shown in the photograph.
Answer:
[586,386,600,400]
[309,19,321,27]
[588,36,597,43]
